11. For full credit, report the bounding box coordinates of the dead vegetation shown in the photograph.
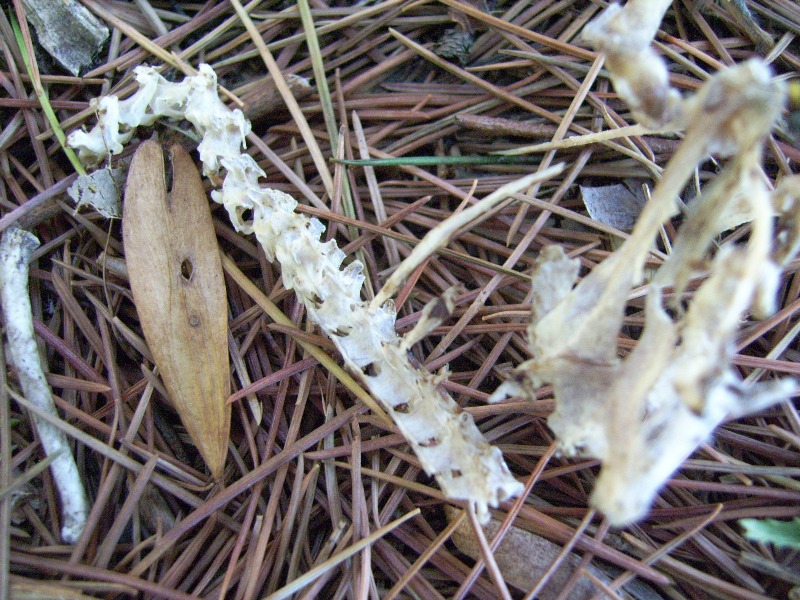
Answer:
[1,1,800,599]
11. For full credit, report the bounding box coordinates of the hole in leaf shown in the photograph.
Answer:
[165,154,174,194]
[180,258,194,281]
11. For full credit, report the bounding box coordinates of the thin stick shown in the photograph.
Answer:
[371,164,564,308]
[497,124,665,156]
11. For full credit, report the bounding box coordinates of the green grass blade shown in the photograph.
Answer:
[10,13,86,176]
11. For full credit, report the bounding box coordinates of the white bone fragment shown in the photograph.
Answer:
[491,4,799,525]
[581,0,679,128]
[66,64,534,521]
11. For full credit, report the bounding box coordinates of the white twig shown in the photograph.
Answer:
[0,226,89,543]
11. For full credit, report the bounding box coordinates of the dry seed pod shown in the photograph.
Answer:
[123,141,230,479]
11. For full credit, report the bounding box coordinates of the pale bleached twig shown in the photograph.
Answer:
[0,226,88,543]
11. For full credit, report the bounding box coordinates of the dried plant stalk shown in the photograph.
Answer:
[67,65,528,520]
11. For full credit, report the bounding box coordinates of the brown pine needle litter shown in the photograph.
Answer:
[2,1,800,598]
